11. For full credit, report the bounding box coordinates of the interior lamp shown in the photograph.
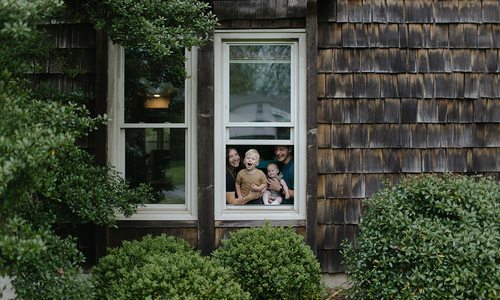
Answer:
[144,94,170,109]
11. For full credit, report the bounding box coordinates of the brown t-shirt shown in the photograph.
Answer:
[235,169,267,197]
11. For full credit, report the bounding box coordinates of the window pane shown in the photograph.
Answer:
[230,45,291,60]
[226,145,294,205]
[125,128,185,204]
[229,45,291,123]
[124,49,185,123]
[228,127,290,140]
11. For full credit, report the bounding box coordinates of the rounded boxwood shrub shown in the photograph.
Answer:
[92,234,249,299]
[342,174,500,299]
[212,223,322,299]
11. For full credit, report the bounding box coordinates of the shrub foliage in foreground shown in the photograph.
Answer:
[343,174,500,299]
[92,234,249,300]
[212,223,322,299]
[0,218,93,300]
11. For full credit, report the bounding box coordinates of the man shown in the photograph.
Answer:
[267,145,294,204]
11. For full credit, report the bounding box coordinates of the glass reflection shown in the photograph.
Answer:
[125,48,185,123]
[229,45,291,123]
[228,127,290,140]
[230,45,291,60]
[125,128,185,204]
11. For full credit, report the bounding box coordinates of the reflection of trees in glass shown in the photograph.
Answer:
[230,45,291,60]
[125,48,185,123]
[229,45,291,118]
[230,63,290,97]
[125,129,176,204]
[229,45,290,96]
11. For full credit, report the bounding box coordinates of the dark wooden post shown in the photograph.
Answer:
[93,28,109,262]
[306,0,318,254]
[197,39,215,256]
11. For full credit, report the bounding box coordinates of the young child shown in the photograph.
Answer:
[262,162,290,205]
[235,149,267,203]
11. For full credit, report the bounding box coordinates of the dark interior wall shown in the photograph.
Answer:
[316,0,500,273]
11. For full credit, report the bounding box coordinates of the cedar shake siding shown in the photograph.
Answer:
[31,15,108,264]
[316,0,500,273]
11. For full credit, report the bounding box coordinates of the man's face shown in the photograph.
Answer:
[244,153,259,170]
[275,146,290,163]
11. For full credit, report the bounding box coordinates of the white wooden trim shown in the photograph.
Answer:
[107,44,197,220]
[120,123,189,129]
[214,30,307,220]
[107,42,125,176]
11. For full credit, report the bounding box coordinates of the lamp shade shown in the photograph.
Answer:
[145,94,170,109]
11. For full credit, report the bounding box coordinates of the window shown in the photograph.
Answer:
[107,43,197,220]
[214,30,306,220]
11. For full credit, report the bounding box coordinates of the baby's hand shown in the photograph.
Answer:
[268,195,275,202]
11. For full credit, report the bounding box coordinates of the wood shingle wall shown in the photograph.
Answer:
[33,18,108,162]
[316,0,500,273]
[214,0,306,28]
[32,15,109,264]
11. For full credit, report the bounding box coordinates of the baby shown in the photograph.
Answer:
[235,149,267,202]
[262,162,290,205]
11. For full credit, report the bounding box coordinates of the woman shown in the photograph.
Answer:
[226,147,262,205]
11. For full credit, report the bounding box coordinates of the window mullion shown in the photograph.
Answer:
[120,123,188,129]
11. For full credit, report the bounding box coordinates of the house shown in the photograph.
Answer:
[42,0,500,281]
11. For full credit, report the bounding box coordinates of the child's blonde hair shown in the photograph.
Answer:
[245,148,260,161]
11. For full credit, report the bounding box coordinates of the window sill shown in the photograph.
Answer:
[215,219,305,227]
[215,206,305,221]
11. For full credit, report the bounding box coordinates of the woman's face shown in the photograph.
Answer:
[228,149,240,168]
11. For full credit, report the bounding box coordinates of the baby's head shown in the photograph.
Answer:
[244,149,260,170]
[266,162,280,178]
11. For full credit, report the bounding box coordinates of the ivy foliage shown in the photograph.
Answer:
[92,235,250,300]
[342,174,500,300]
[212,223,323,300]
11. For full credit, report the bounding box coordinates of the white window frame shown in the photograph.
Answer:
[107,42,198,220]
[214,30,307,221]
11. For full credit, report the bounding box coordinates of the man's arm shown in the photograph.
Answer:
[267,178,282,192]
[280,178,291,199]
[268,177,294,198]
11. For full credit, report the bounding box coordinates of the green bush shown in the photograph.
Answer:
[342,174,500,299]
[212,223,322,299]
[92,234,249,300]
[0,217,94,300]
